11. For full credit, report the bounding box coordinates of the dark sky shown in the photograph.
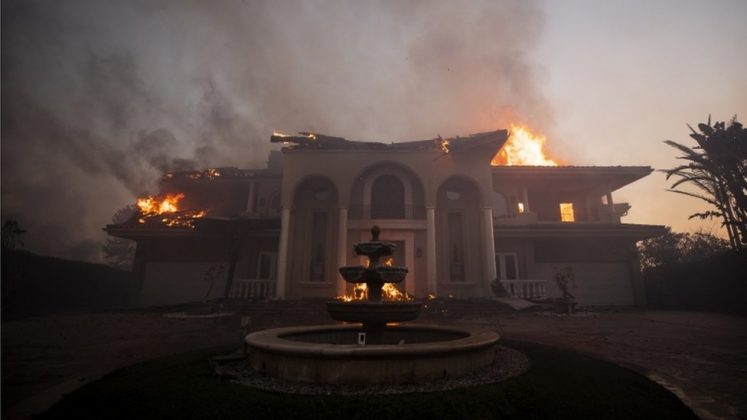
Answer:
[2,0,550,262]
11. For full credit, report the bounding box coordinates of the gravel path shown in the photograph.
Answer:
[2,307,745,419]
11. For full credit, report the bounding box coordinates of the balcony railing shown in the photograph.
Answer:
[230,278,276,299]
[500,279,547,300]
[348,205,426,220]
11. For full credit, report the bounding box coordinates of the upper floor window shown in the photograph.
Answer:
[560,202,575,222]
[371,175,405,219]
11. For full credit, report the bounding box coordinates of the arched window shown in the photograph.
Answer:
[371,175,405,219]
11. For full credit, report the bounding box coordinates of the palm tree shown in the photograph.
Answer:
[663,116,747,249]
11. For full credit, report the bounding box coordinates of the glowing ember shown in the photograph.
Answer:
[205,168,221,179]
[437,136,450,153]
[136,193,207,228]
[492,124,558,166]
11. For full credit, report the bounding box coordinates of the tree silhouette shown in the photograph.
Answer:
[1,220,26,250]
[663,116,747,249]
[638,228,729,270]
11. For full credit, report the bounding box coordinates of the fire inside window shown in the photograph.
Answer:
[559,203,575,222]
[517,202,525,213]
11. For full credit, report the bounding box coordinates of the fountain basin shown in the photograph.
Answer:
[326,300,422,324]
[245,324,499,384]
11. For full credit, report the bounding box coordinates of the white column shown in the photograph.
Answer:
[246,181,256,214]
[606,184,615,221]
[483,207,497,290]
[336,207,348,296]
[426,207,437,296]
[275,207,291,299]
[522,186,530,212]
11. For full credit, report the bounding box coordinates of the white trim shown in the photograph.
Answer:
[483,207,497,287]
[426,207,437,296]
[275,208,291,298]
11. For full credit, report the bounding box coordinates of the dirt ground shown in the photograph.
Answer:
[2,306,745,420]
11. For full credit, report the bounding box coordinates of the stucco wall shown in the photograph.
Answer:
[141,262,228,307]
[536,262,635,305]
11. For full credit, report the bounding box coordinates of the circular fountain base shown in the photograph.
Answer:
[245,324,499,384]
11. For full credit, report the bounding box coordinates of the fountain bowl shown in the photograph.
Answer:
[245,324,499,384]
[339,265,365,283]
[354,241,395,258]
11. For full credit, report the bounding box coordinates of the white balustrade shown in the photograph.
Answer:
[230,279,276,299]
[500,279,547,300]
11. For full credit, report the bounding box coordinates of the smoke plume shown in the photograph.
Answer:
[1,0,550,262]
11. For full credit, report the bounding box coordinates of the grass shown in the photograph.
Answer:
[39,340,696,420]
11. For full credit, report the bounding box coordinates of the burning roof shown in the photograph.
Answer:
[491,124,558,166]
[271,129,509,154]
[272,124,562,168]
[135,193,206,228]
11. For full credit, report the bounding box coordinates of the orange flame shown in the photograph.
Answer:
[338,283,412,302]
[492,124,558,166]
[136,193,206,228]
[137,193,184,217]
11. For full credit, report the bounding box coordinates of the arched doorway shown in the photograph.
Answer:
[436,177,483,291]
[286,176,339,297]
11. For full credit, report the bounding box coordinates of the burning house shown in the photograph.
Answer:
[106,127,665,307]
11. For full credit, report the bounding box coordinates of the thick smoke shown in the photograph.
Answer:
[1,0,550,262]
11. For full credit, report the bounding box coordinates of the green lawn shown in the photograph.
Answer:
[39,341,695,420]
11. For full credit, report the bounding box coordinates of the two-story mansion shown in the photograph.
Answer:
[107,129,665,307]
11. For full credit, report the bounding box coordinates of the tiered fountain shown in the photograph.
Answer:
[246,226,499,384]
[327,226,422,345]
